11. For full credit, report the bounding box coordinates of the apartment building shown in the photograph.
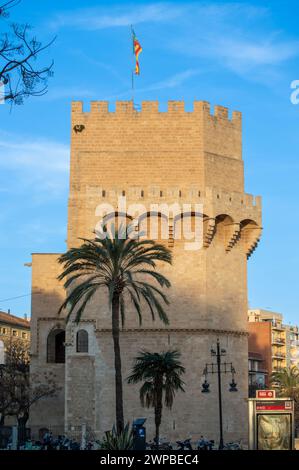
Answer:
[248,309,296,389]
[0,310,30,345]
[285,324,299,368]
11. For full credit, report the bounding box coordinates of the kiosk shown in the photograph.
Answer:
[248,390,295,450]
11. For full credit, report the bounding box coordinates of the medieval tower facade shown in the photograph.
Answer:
[30,100,262,442]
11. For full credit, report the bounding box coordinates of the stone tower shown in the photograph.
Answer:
[29,100,262,443]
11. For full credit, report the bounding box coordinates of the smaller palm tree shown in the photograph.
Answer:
[127,350,185,446]
[271,366,299,427]
[271,366,299,399]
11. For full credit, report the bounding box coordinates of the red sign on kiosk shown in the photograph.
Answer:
[256,390,275,399]
[256,401,292,411]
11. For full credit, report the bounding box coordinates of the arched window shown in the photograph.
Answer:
[76,330,88,353]
[47,329,65,363]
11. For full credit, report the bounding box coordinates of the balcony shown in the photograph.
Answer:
[249,368,268,375]
[271,323,284,331]
[272,337,285,345]
[272,352,286,359]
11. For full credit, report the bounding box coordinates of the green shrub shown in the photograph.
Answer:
[101,423,133,450]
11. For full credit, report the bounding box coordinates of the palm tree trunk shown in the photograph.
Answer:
[17,412,29,447]
[154,390,163,448]
[112,294,124,435]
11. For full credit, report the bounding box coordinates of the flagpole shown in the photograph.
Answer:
[132,70,134,106]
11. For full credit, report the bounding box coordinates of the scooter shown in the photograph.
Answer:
[197,438,215,450]
[176,438,193,450]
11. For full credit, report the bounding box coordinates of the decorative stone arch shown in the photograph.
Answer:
[103,211,133,227]
[138,211,169,243]
[76,329,89,353]
[173,211,205,245]
[239,219,262,258]
[47,328,65,363]
[213,214,241,251]
[95,211,135,239]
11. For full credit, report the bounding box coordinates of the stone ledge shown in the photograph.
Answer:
[95,327,248,337]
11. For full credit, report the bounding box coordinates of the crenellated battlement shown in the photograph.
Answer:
[71,99,242,164]
[82,185,261,211]
[71,100,241,125]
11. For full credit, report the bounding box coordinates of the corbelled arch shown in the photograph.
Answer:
[138,211,169,244]
[212,214,242,252]
[96,211,135,238]
[239,219,262,258]
[173,211,205,247]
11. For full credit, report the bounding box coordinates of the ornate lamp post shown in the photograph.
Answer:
[201,338,238,449]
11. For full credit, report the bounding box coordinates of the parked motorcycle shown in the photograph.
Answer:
[146,437,173,450]
[223,439,242,450]
[197,437,215,450]
[176,438,193,450]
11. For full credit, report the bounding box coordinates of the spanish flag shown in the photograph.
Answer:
[132,29,142,75]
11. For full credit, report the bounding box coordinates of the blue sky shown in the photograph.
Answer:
[0,0,298,324]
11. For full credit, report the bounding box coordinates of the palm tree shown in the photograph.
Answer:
[271,366,299,426]
[57,225,172,435]
[271,366,299,399]
[127,350,185,446]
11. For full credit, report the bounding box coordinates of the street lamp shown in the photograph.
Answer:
[229,367,238,392]
[201,338,238,449]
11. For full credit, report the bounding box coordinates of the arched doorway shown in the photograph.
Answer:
[47,329,65,363]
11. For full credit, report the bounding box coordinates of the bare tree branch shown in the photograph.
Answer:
[0,1,21,18]
[0,2,55,104]
[0,338,60,429]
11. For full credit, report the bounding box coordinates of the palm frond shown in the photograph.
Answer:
[127,287,142,325]
[58,278,104,322]
[132,269,171,288]
[127,350,185,412]
[139,381,155,408]
[58,229,172,327]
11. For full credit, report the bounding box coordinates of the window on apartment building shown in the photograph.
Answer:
[248,360,259,371]
[22,332,27,339]
[47,329,65,363]
[12,330,17,336]
[76,329,88,353]
[2,328,6,335]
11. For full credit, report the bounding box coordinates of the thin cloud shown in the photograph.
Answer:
[17,221,66,245]
[143,69,201,91]
[219,38,299,68]
[49,3,182,30]
[47,2,299,84]
[163,3,299,79]
[0,133,69,173]
[173,36,299,72]
[43,86,95,101]
[69,49,129,87]
[0,132,69,195]
[102,69,201,100]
